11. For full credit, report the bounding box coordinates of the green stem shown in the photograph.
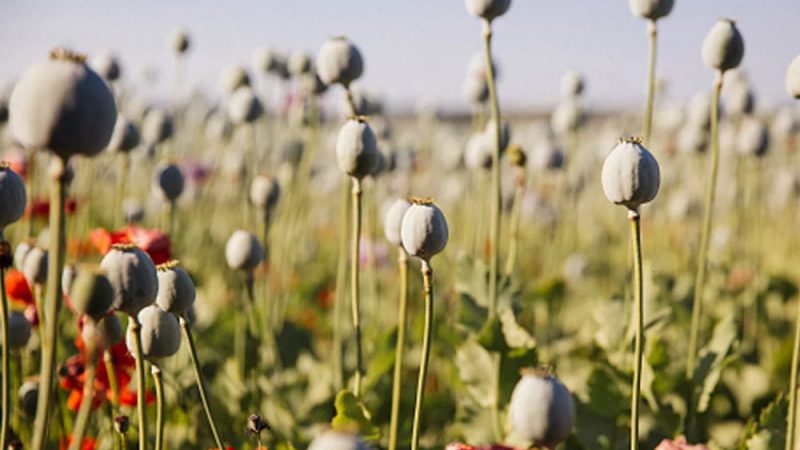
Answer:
[410,260,434,450]
[504,169,525,276]
[350,177,364,398]
[104,350,120,410]
[0,261,9,450]
[30,156,67,450]
[629,211,644,450]
[69,347,97,450]
[116,153,129,228]
[130,318,148,450]
[642,20,658,147]
[388,248,409,450]
[787,294,800,450]
[152,365,164,450]
[345,87,359,116]
[179,316,225,450]
[333,180,349,391]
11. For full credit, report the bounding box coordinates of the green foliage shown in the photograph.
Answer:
[331,390,380,441]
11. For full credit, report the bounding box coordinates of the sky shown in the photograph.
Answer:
[1,0,799,113]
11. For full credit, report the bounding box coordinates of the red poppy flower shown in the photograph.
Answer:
[5,268,33,306]
[27,196,78,219]
[90,225,172,264]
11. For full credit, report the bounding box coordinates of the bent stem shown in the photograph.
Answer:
[643,20,658,147]
[31,156,67,450]
[0,242,9,450]
[411,260,434,450]
[350,177,364,398]
[69,346,97,450]
[388,247,409,450]
[179,316,225,450]
[152,365,164,450]
[629,210,644,450]
[130,318,148,450]
[787,296,800,450]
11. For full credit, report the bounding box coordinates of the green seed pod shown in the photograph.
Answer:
[316,36,363,87]
[142,108,173,145]
[6,311,32,350]
[227,87,263,124]
[628,0,674,21]
[221,66,251,93]
[126,304,181,361]
[108,117,140,153]
[90,52,122,82]
[250,174,281,216]
[465,0,512,21]
[560,70,585,98]
[288,50,312,76]
[9,49,117,160]
[0,162,27,231]
[170,29,191,54]
[384,198,412,247]
[152,161,185,201]
[22,246,47,286]
[601,137,660,211]
[702,19,744,72]
[100,243,158,316]
[92,313,123,347]
[155,261,195,314]
[308,431,369,450]
[225,230,266,272]
[70,267,114,320]
[335,118,379,179]
[509,368,575,449]
[401,198,449,261]
[786,55,800,99]
[19,380,39,417]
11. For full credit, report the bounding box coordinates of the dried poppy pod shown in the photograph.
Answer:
[225,230,266,272]
[126,304,181,360]
[335,118,379,179]
[9,48,117,160]
[601,137,661,212]
[400,198,449,261]
[0,162,26,232]
[142,108,174,145]
[560,69,585,98]
[628,0,674,21]
[308,430,369,450]
[736,117,769,158]
[464,132,492,170]
[6,311,32,350]
[221,66,251,94]
[786,55,800,99]
[84,313,123,348]
[90,52,122,82]
[100,243,158,316]
[22,246,47,286]
[509,368,575,449]
[170,29,191,54]
[227,87,263,124]
[702,18,744,72]
[249,174,281,217]
[384,198,412,247]
[155,260,195,314]
[152,161,184,202]
[288,50,312,76]
[108,117,140,153]
[316,36,363,87]
[19,381,39,417]
[465,0,511,21]
[69,267,114,320]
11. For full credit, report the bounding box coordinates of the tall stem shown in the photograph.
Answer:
[642,20,658,147]
[30,156,67,450]
[104,349,120,409]
[116,153,129,228]
[687,72,724,379]
[786,296,800,450]
[0,258,9,450]
[179,316,225,450]
[69,347,97,450]
[411,260,434,450]
[629,211,644,450]
[350,177,364,398]
[504,169,525,276]
[130,318,148,450]
[388,248,409,450]
[152,365,164,450]
[333,181,349,390]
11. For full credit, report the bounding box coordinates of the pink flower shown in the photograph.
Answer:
[655,436,710,450]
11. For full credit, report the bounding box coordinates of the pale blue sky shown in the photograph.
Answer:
[2,1,799,112]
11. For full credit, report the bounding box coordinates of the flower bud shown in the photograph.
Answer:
[100,243,158,316]
[19,380,39,417]
[0,162,26,231]
[560,70,585,98]
[90,52,121,82]
[464,0,512,21]
[108,117,140,153]
[170,29,190,54]
[7,311,32,350]
[142,109,173,145]
[401,198,449,261]
[316,36,363,87]
[155,261,195,314]
[250,174,281,216]
[308,430,369,450]
[786,55,800,99]
[225,230,266,272]
[736,117,769,158]
[227,87,263,124]
[288,51,312,76]
[335,118,379,179]
[702,19,744,72]
[22,246,47,286]
[384,198,412,247]
[9,49,117,160]
[152,161,185,202]
[509,368,575,449]
[628,0,674,21]
[70,267,114,320]
[127,304,181,360]
[601,137,660,211]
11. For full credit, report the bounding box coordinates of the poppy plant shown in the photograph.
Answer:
[90,225,172,264]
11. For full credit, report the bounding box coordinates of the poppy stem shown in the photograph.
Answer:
[130,318,148,450]
[0,259,10,450]
[642,20,658,147]
[411,260,434,450]
[152,364,164,450]
[68,346,97,450]
[388,247,409,450]
[350,177,364,399]
[629,210,644,450]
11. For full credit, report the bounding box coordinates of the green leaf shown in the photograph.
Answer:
[457,292,488,334]
[738,393,787,450]
[477,315,507,353]
[692,314,738,413]
[455,341,494,407]
[331,389,380,441]
[499,306,536,350]
[586,365,627,420]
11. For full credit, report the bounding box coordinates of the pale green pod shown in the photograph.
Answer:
[227,87,263,124]
[601,138,661,211]
[90,52,121,82]
[221,66,251,93]
[786,55,800,99]
[0,163,27,231]
[509,369,575,449]
[22,246,47,286]
[126,304,181,360]
[152,161,184,201]
[108,117,140,152]
[101,244,158,316]
[9,49,117,160]
[702,19,744,72]
[400,200,449,261]
[465,0,512,21]
[628,0,674,21]
[142,109,173,145]
[736,117,769,158]
[335,118,379,179]
[171,29,191,54]
[288,50,312,76]
[308,431,369,450]
[70,268,114,320]
[7,311,32,350]
[225,230,266,271]
[384,198,412,246]
[560,70,585,98]
[316,36,363,87]
[155,261,195,314]
[249,174,281,215]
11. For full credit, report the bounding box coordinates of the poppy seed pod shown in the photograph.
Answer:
[100,243,158,316]
[221,66,251,94]
[225,230,266,272]
[702,19,744,72]
[463,75,489,105]
[155,261,195,314]
[14,241,32,271]
[152,161,185,202]
[308,431,369,450]
[464,132,492,170]
[465,0,512,21]
[601,137,661,211]
[70,268,114,320]
[736,117,769,158]
[786,55,800,99]
[384,198,412,247]
[108,117,140,153]
[91,52,121,82]
[9,48,117,160]
[19,381,39,417]
[250,174,281,215]
[89,313,123,348]
[560,70,585,98]
[316,36,363,87]
[551,99,584,136]
[22,246,47,286]
[170,29,190,54]
[401,198,449,261]
[484,118,511,152]
[253,47,281,74]
[628,0,674,21]
[288,51,312,76]
[335,118,379,179]
[142,108,173,145]
[126,304,181,360]
[6,311,32,350]
[0,162,27,231]
[227,87,263,124]
[509,369,575,449]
